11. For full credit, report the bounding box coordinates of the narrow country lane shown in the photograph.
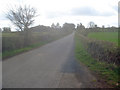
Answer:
[3,33,96,88]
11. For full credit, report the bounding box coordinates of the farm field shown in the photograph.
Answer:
[75,32,120,87]
[87,32,118,46]
[2,30,73,59]
[2,32,18,37]
[2,31,54,37]
[75,33,119,87]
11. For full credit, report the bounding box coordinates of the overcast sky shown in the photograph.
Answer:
[0,0,119,30]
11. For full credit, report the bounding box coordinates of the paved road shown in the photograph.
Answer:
[3,33,96,88]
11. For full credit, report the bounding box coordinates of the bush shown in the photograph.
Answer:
[77,33,120,66]
[2,29,73,58]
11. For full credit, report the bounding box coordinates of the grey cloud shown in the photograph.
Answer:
[70,7,116,16]
[46,11,67,19]
[0,14,7,21]
[46,6,116,19]
[112,5,119,13]
[71,7,98,16]
[113,6,118,12]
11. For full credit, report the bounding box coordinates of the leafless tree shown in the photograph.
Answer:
[6,5,37,31]
[88,21,95,28]
[51,23,56,29]
[2,27,11,33]
[6,5,37,46]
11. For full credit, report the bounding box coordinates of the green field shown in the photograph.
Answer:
[87,32,118,45]
[75,33,119,87]
[2,32,18,37]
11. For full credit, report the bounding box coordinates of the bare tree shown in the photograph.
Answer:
[6,5,37,46]
[56,23,61,29]
[6,5,37,31]
[51,23,56,29]
[77,23,85,30]
[88,21,95,28]
[2,27,11,33]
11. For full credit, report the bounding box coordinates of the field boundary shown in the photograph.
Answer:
[2,31,73,60]
[74,32,120,88]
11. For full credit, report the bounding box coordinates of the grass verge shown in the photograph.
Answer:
[2,32,73,59]
[2,41,47,59]
[75,33,120,88]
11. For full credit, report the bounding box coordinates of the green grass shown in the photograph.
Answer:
[2,32,18,37]
[0,53,2,59]
[75,33,119,87]
[87,32,118,45]
[2,31,73,59]
[2,41,47,59]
